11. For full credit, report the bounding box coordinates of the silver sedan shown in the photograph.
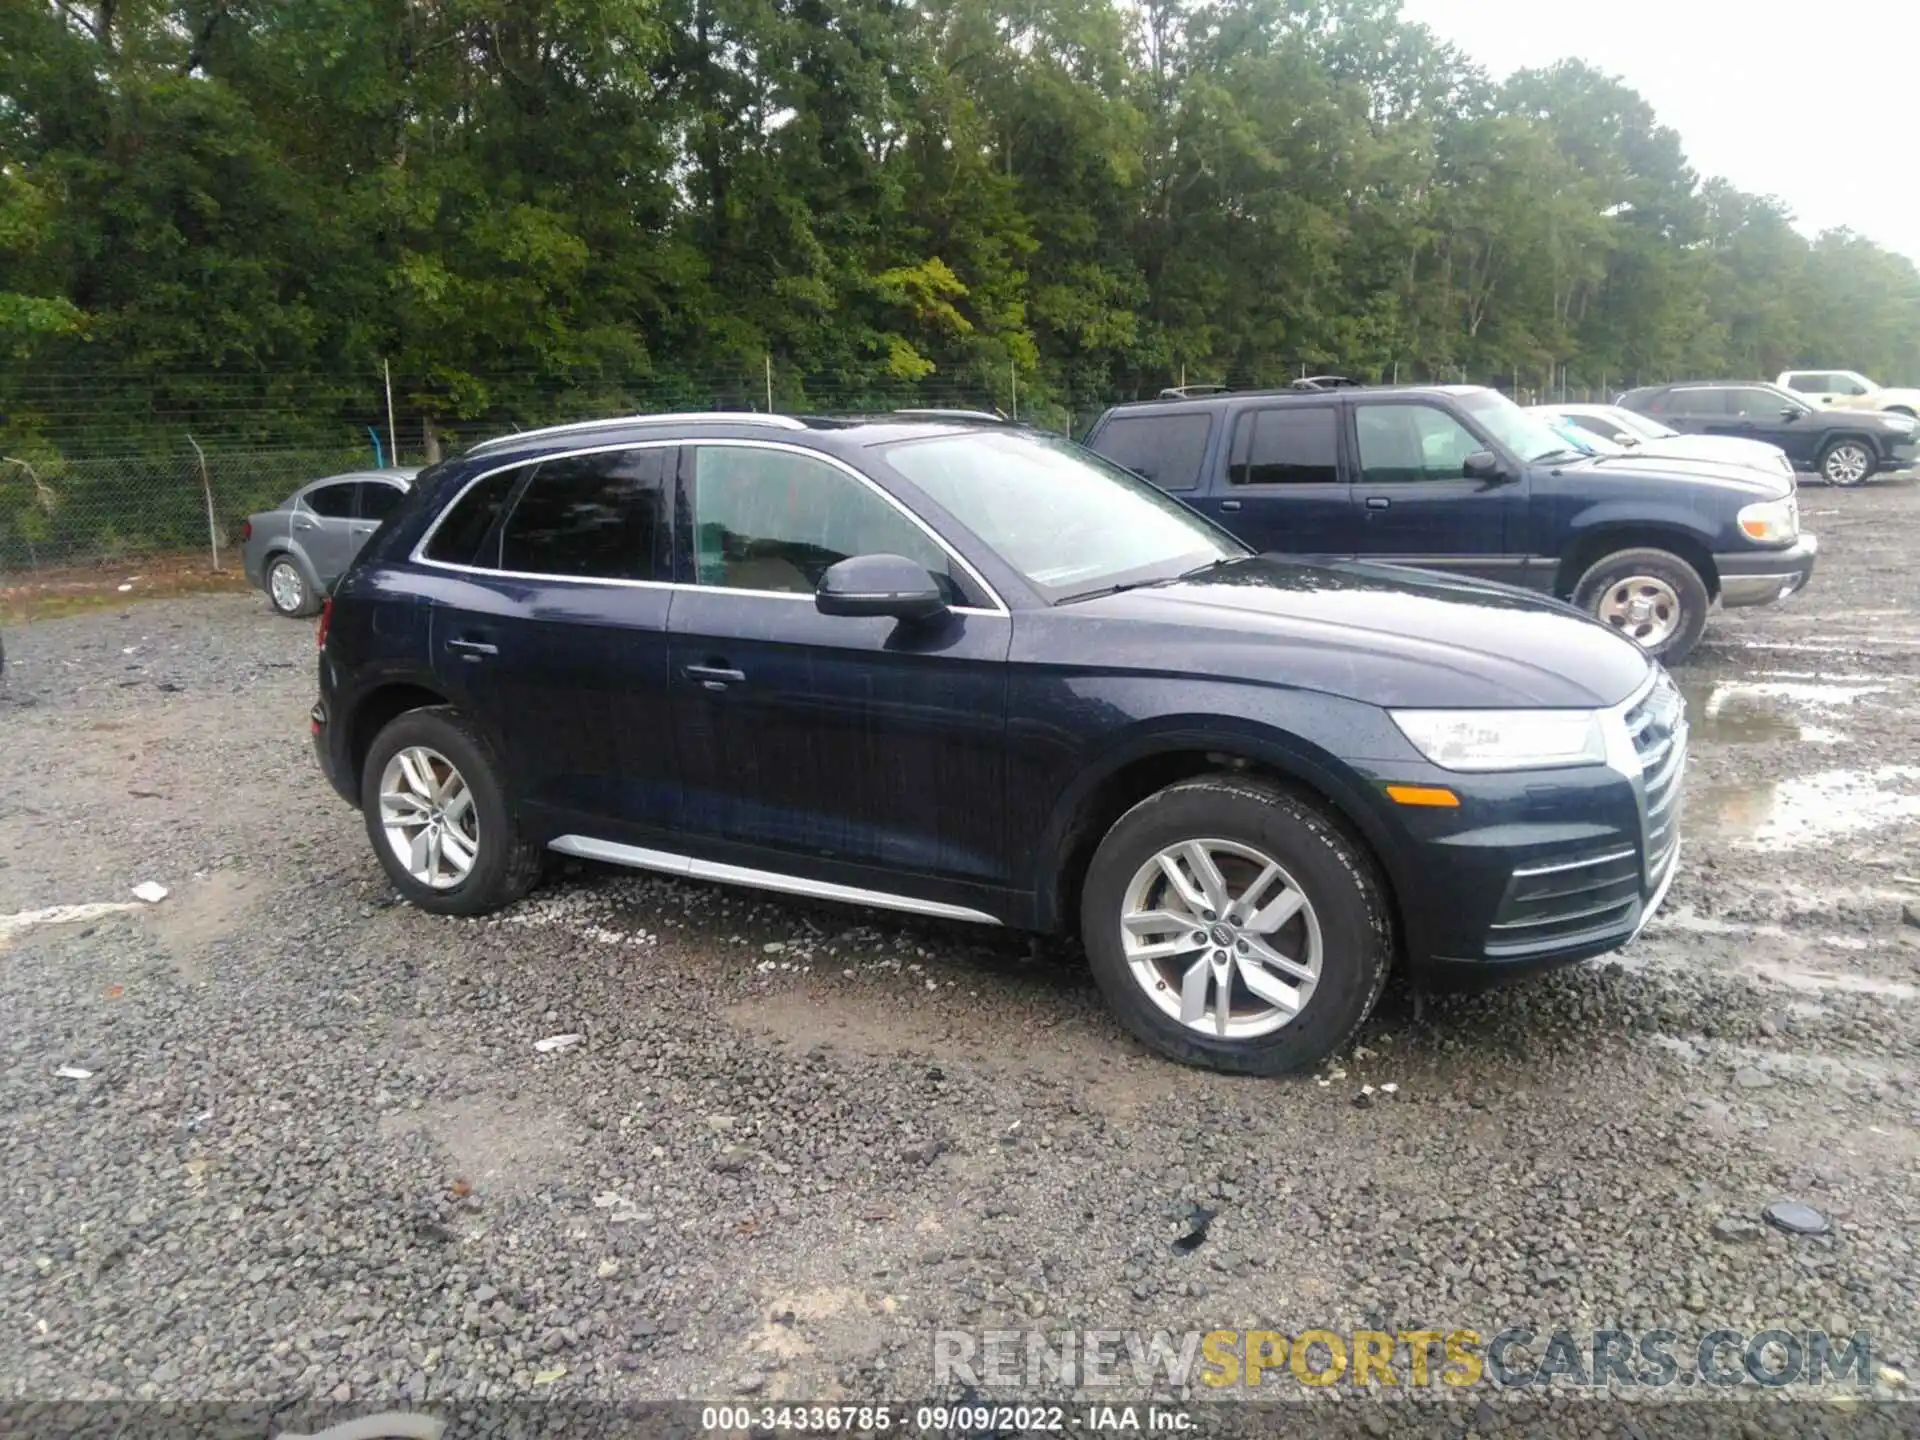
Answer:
[240,469,418,617]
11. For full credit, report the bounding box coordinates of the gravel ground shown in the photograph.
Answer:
[3,481,1920,1433]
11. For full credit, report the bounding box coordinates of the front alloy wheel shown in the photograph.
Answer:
[267,557,316,617]
[1820,441,1872,487]
[1080,776,1391,1075]
[1595,574,1682,650]
[1120,840,1322,1038]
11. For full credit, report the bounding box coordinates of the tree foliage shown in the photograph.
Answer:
[4,0,1919,452]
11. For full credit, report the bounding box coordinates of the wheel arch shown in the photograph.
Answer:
[347,681,456,790]
[1555,523,1719,601]
[1036,727,1414,959]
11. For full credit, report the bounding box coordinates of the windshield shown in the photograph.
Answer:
[1544,417,1626,455]
[879,430,1245,602]
[1607,409,1677,441]
[1456,390,1582,463]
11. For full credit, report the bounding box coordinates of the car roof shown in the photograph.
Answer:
[303,468,419,488]
[1101,383,1486,417]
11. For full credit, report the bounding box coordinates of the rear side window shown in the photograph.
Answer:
[498,449,672,581]
[355,482,405,521]
[303,482,357,518]
[1088,414,1211,492]
[1670,388,1730,416]
[423,468,519,567]
[1229,407,1340,485]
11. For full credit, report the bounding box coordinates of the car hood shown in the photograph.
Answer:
[1068,556,1651,709]
[1561,450,1792,496]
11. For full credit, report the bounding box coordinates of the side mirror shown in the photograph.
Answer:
[1780,407,1800,421]
[816,554,949,622]
[1462,450,1511,481]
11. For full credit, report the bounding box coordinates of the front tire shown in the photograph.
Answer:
[1818,438,1875,487]
[1572,547,1709,663]
[265,554,321,617]
[1079,777,1392,1075]
[361,706,541,916]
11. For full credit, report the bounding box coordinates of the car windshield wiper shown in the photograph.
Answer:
[1533,447,1589,464]
[1055,575,1177,605]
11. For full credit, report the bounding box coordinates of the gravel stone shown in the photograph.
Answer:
[3,483,1920,1413]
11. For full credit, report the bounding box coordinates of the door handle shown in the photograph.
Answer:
[447,638,498,659]
[1219,499,1242,512]
[1365,496,1391,510]
[294,516,319,530]
[684,663,745,690]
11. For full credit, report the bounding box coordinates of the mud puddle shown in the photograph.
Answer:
[1677,677,1877,745]
[1690,764,1920,847]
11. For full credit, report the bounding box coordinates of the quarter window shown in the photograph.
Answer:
[422,468,521,567]
[1229,407,1340,485]
[498,450,671,582]
[688,445,961,601]
[1355,405,1482,483]
[1091,414,1212,492]
[303,482,357,519]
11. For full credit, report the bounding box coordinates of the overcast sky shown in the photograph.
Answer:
[1398,0,1920,263]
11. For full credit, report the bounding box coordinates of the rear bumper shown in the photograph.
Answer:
[1716,533,1817,608]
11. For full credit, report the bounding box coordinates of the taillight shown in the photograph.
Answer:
[240,519,252,542]
[317,596,333,651]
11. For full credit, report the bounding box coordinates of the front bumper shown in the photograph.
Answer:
[1372,669,1687,981]
[1717,533,1817,608]
[1885,438,1920,470]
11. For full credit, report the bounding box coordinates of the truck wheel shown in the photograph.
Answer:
[1818,439,1874,487]
[1573,547,1710,664]
[1079,776,1392,1075]
[361,705,542,916]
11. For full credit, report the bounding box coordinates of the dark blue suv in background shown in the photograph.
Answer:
[1084,384,1816,663]
[314,413,1684,1074]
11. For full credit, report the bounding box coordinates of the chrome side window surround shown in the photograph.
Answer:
[408,437,1011,615]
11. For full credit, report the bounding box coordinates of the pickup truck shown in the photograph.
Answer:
[1083,383,1816,663]
[1777,370,1920,418]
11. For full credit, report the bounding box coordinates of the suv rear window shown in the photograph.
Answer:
[1088,413,1211,492]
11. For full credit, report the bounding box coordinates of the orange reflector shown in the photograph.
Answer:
[1740,519,1768,539]
[1386,784,1460,808]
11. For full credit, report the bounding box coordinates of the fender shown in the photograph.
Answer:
[1030,713,1421,953]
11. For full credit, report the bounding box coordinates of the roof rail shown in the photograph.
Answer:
[891,408,1010,423]
[467,411,806,454]
[1157,384,1231,400]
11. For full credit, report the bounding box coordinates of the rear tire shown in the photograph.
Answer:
[1572,547,1709,664]
[361,706,541,916]
[1079,776,1392,1075]
[265,554,321,617]
[1817,438,1875,487]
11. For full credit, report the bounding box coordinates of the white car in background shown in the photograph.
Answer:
[1776,370,1920,417]
[1531,404,1795,479]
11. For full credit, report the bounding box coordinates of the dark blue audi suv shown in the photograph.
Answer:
[311,413,1686,1073]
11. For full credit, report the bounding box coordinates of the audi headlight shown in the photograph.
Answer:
[1389,709,1607,772]
[1738,498,1798,544]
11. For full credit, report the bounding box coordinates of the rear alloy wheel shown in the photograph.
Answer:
[361,706,541,916]
[266,555,320,617]
[1572,547,1709,664]
[1081,776,1391,1075]
[1818,439,1873,487]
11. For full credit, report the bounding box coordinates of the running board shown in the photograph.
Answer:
[548,834,1003,926]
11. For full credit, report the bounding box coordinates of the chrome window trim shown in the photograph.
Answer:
[410,437,1010,615]
[467,412,806,454]
[548,834,1003,925]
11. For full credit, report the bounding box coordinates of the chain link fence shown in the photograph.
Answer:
[0,360,1644,573]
